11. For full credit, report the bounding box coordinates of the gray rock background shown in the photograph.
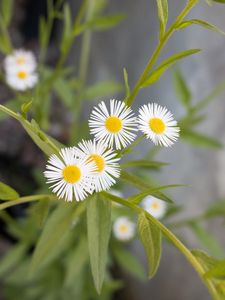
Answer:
[75,0,225,299]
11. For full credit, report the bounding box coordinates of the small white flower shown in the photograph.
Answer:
[89,99,137,150]
[138,103,180,147]
[6,69,38,91]
[44,148,95,202]
[4,49,37,72]
[113,216,136,241]
[141,196,167,219]
[74,140,120,192]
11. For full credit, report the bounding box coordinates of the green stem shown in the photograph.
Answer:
[126,0,199,107]
[102,191,220,300]
[0,194,57,211]
[69,0,95,144]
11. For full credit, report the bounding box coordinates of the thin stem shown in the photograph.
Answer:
[0,194,57,211]
[69,0,95,144]
[126,0,199,106]
[102,192,220,300]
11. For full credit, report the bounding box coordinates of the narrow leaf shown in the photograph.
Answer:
[173,68,191,109]
[0,182,19,200]
[181,130,223,148]
[176,19,225,35]
[123,68,130,98]
[138,213,162,278]
[113,245,146,280]
[87,194,112,294]
[141,49,201,87]
[156,0,168,39]
[121,159,168,170]
[83,80,123,100]
[205,260,225,279]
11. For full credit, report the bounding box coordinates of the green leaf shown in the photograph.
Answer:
[204,200,225,218]
[0,0,13,26]
[21,100,33,118]
[53,77,74,108]
[173,68,191,109]
[83,80,123,100]
[141,49,201,87]
[30,203,78,272]
[0,182,19,200]
[61,3,73,54]
[123,68,130,98]
[121,159,168,170]
[121,171,173,203]
[138,213,162,278]
[156,0,168,39]
[210,0,225,4]
[0,243,27,277]
[113,245,146,281]
[181,130,223,148]
[205,260,225,279]
[191,249,219,272]
[87,194,112,294]
[176,19,225,35]
[64,237,89,287]
[127,184,185,204]
[189,222,224,257]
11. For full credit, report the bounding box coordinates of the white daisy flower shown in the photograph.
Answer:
[44,148,95,202]
[4,49,37,72]
[74,140,120,192]
[138,103,180,147]
[113,216,136,241]
[6,69,38,91]
[89,99,137,150]
[141,196,167,219]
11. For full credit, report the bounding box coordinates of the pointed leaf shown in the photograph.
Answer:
[87,194,112,294]
[113,245,146,281]
[176,19,225,35]
[138,213,162,278]
[121,159,168,170]
[173,68,191,108]
[156,0,168,39]
[0,182,19,200]
[181,130,223,148]
[83,80,123,100]
[141,49,201,87]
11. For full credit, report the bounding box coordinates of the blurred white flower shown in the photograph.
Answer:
[6,69,38,91]
[138,103,180,147]
[141,195,167,219]
[44,148,95,202]
[113,216,136,241]
[89,99,137,150]
[4,49,37,72]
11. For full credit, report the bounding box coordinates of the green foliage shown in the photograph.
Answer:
[0,0,13,27]
[87,194,112,294]
[181,130,223,149]
[173,68,191,109]
[83,80,123,100]
[156,0,168,39]
[113,244,146,281]
[141,49,201,87]
[0,182,19,200]
[176,19,225,35]
[138,213,162,278]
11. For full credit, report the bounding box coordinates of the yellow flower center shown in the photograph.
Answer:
[151,202,159,210]
[16,57,26,65]
[119,224,128,233]
[17,71,28,79]
[149,118,166,134]
[105,116,122,133]
[89,154,105,172]
[62,165,81,183]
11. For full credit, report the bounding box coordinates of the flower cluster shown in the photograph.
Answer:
[44,100,180,202]
[4,49,38,91]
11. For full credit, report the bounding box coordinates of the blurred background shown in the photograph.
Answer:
[0,0,225,299]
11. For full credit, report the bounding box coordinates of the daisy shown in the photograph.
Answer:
[141,196,167,219]
[44,147,95,202]
[89,99,137,150]
[4,49,37,72]
[74,139,120,192]
[6,69,38,91]
[138,103,180,147]
[113,216,136,241]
